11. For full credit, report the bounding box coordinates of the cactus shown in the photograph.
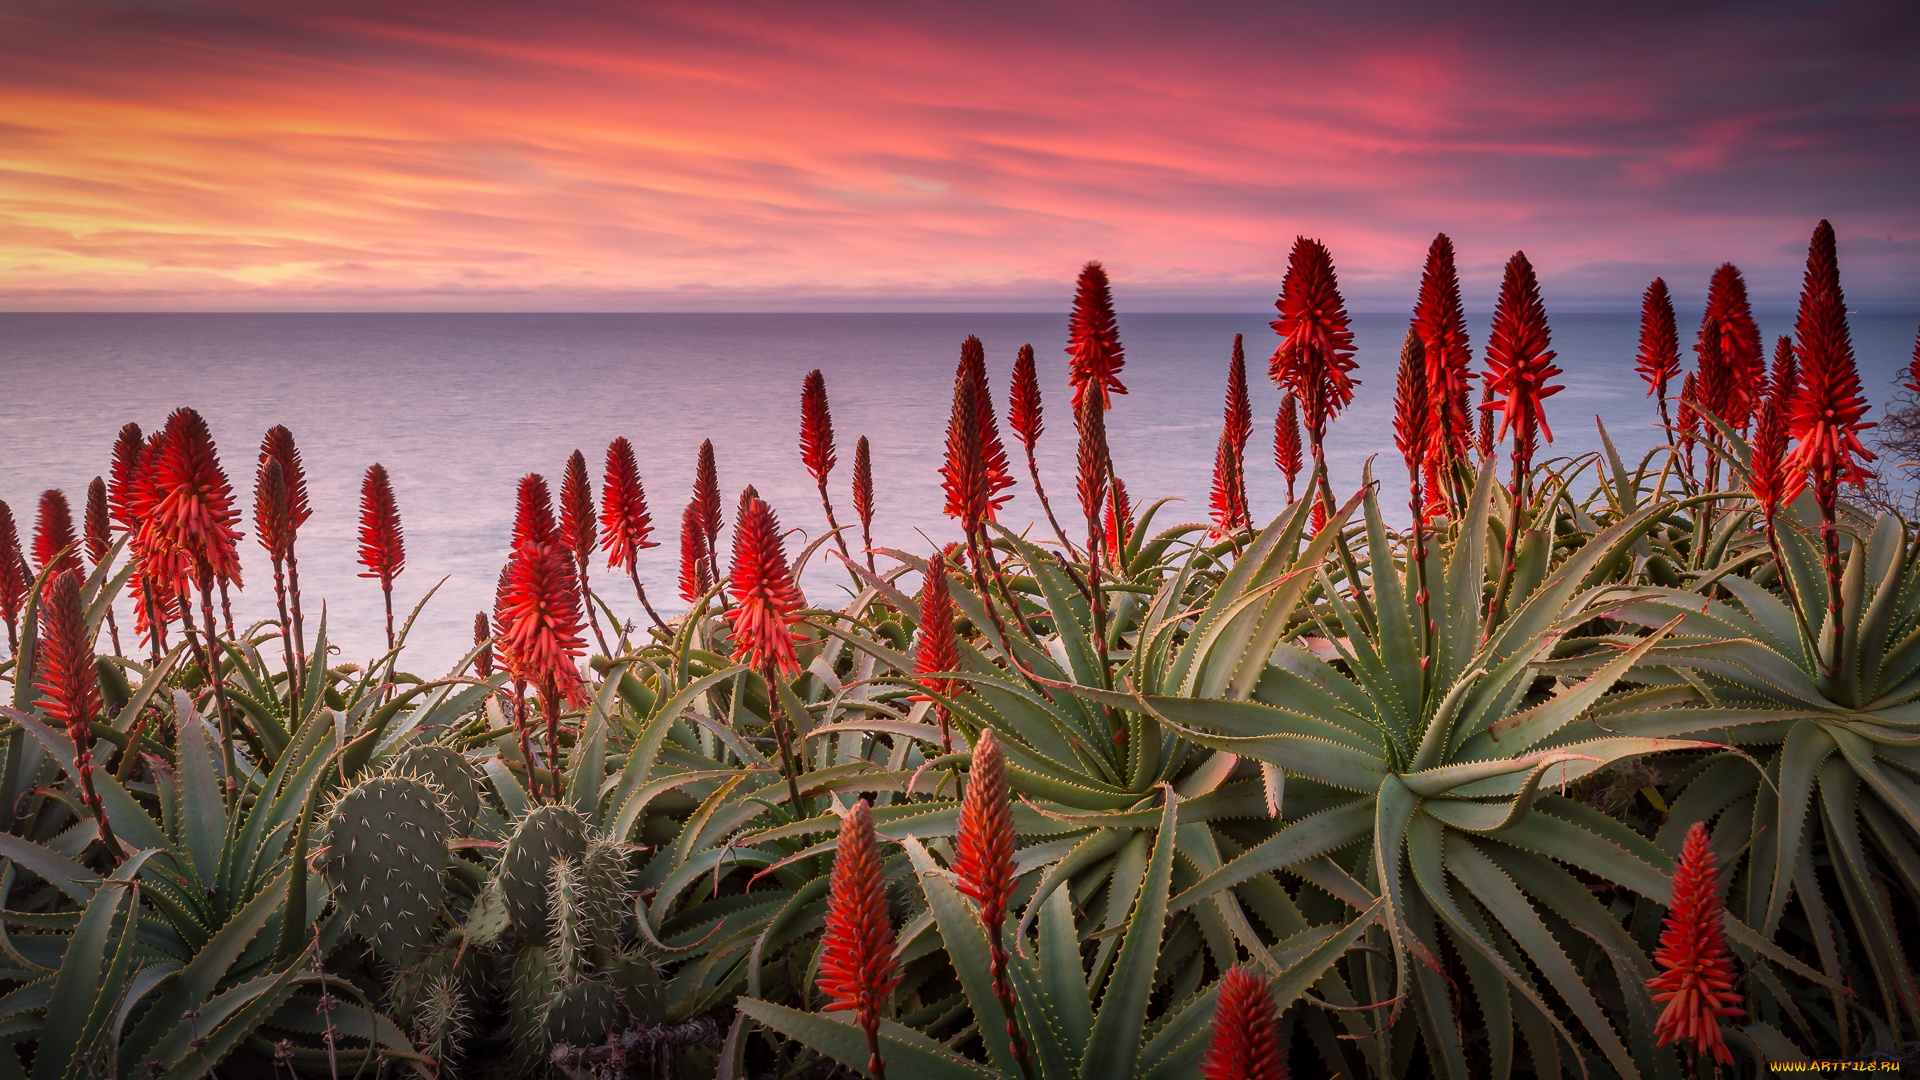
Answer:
[501,803,589,939]
[395,743,482,836]
[464,875,512,947]
[509,943,559,1076]
[545,979,625,1049]
[320,774,450,963]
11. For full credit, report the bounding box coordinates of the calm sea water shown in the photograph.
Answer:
[3,311,1917,674]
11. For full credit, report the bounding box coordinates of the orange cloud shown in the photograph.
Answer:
[2,1,1915,310]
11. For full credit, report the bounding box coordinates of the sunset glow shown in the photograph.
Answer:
[3,1,1916,309]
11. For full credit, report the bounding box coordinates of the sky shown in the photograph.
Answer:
[2,1,1917,312]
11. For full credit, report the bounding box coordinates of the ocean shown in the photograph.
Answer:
[3,310,1917,674]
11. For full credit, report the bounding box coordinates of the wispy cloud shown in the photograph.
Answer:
[2,1,1915,310]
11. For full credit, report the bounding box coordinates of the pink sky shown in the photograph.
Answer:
[3,1,1916,310]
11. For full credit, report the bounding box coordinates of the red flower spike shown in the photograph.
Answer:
[959,336,1016,518]
[559,450,596,574]
[818,798,900,1078]
[135,407,244,593]
[951,728,1016,930]
[1309,499,1327,537]
[1269,237,1357,443]
[474,611,494,679]
[1768,336,1800,412]
[1274,395,1303,502]
[1650,822,1744,1065]
[1481,251,1563,472]
[1677,372,1702,458]
[1750,399,1789,518]
[35,570,123,860]
[1694,320,1732,431]
[852,436,874,533]
[356,465,404,587]
[1105,475,1131,562]
[1067,262,1127,411]
[1224,335,1253,456]
[800,369,837,485]
[1635,279,1681,409]
[496,541,587,705]
[1393,329,1430,486]
[1412,234,1474,465]
[678,501,711,603]
[1201,966,1288,1080]
[1009,343,1043,452]
[693,439,723,553]
[258,426,312,531]
[1702,264,1764,430]
[942,372,991,534]
[108,423,144,534]
[1783,220,1874,508]
[726,496,805,676]
[84,479,111,568]
[599,437,656,573]
[512,474,557,553]
[914,552,960,747]
[34,489,81,581]
[254,454,295,560]
[0,502,27,637]
[1209,438,1244,540]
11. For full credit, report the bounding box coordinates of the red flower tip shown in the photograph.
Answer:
[1202,966,1288,1080]
[559,450,596,570]
[1274,395,1303,495]
[34,489,81,581]
[0,503,26,630]
[818,798,900,1024]
[852,436,874,531]
[951,728,1016,930]
[1269,237,1357,442]
[1750,398,1789,517]
[1393,328,1430,485]
[1702,264,1763,430]
[1635,278,1681,403]
[1413,234,1474,466]
[108,423,144,534]
[599,437,656,573]
[1104,476,1132,563]
[1784,220,1874,510]
[800,369,837,485]
[512,474,557,553]
[84,479,111,568]
[356,464,404,586]
[959,336,1015,518]
[254,454,294,560]
[1481,251,1562,470]
[693,439,723,550]
[914,551,960,704]
[1650,822,1744,1065]
[1067,261,1127,411]
[1224,334,1253,454]
[1694,319,1732,431]
[136,407,244,592]
[34,567,101,734]
[258,426,312,530]
[1009,343,1043,452]
[496,540,586,704]
[473,611,493,679]
[943,368,991,533]
[726,496,805,675]
[678,501,712,603]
